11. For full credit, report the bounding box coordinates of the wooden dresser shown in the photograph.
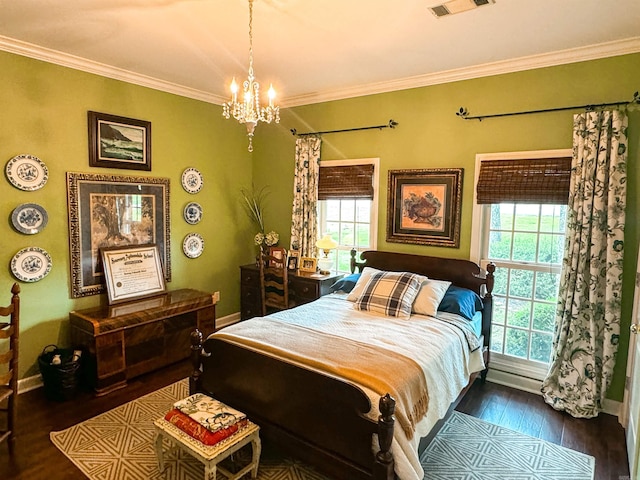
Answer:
[70,289,216,395]
[240,264,342,320]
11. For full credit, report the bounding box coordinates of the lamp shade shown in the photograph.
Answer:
[316,235,338,251]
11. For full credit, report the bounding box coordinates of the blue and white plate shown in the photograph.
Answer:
[183,202,203,225]
[183,233,204,258]
[11,246,52,282]
[11,203,48,234]
[5,154,49,191]
[181,167,203,194]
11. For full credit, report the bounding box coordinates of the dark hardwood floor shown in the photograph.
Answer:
[0,361,630,480]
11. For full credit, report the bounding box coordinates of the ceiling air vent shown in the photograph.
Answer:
[431,5,450,17]
[428,0,495,18]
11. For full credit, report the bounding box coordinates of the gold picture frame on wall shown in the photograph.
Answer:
[386,168,463,248]
[66,172,171,298]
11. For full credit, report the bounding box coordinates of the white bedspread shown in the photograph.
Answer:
[219,293,485,480]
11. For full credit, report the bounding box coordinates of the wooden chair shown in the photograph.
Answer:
[0,283,20,454]
[259,247,291,315]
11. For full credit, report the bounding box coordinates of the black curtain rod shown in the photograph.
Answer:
[456,91,639,121]
[291,119,398,136]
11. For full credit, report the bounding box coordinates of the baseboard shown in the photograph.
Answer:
[18,373,43,395]
[486,368,622,420]
[217,311,241,329]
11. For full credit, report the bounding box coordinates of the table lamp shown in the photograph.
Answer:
[316,234,338,274]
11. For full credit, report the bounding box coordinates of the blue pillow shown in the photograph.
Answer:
[438,285,484,321]
[330,273,361,293]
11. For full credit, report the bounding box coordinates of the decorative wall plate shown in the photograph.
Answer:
[5,154,49,191]
[10,246,53,282]
[182,233,204,258]
[11,203,48,234]
[183,202,203,225]
[181,168,203,194]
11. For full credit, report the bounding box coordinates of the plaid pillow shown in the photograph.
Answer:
[354,271,423,319]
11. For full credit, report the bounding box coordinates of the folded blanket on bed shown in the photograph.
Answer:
[214,317,428,439]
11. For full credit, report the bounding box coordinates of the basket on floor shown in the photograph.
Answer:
[38,344,82,401]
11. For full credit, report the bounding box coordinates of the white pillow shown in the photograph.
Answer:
[412,279,452,317]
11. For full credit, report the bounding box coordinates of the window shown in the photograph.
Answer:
[317,159,379,274]
[471,150,571,380]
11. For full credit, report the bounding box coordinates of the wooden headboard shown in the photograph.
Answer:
[350,249,494,297]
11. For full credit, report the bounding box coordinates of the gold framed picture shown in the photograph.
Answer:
[299,257,317,273]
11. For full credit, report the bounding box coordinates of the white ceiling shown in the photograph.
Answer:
[0,0,639,107]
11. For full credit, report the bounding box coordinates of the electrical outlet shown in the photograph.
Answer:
[212,291,220,303]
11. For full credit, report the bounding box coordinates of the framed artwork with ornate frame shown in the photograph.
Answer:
[88,111,152,171]
[387,168,463,248]
[66,172,171,298]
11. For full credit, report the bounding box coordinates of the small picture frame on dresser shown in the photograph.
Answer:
[299,257,317,273]
[287,249,299,270]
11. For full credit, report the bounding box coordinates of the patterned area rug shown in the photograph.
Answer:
[422,411,595,480]
[50,380,595,480]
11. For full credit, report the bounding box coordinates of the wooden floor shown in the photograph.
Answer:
[0,361,631,480]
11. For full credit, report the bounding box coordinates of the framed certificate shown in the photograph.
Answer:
[101,244,166,305]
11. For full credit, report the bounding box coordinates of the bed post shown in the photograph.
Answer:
[481,263,496,383]
[189,329,203,394]
[374,393,396,480]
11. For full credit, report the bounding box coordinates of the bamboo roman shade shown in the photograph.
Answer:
[476,157,572,204]
[318,164,374,200]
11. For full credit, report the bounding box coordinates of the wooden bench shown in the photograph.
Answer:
[153,417,261,480]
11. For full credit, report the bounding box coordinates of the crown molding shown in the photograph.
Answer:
[1,34,638,108]
[281,36,640,107]
[0,35,226,105]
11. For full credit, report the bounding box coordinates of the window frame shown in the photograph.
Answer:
[470,149,571,381]
[317,158,379,273]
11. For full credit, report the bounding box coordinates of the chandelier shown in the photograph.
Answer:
[222,0,280,152]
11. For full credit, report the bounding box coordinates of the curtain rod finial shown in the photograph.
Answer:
[389,119,398,129]
[290,128,297,136]
[456,107,469,119]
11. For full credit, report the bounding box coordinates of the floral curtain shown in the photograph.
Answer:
[541,110,628,418]
[290,135,321,258]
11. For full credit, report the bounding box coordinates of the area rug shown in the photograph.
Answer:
[51,380,595,480]
[421,411,595,480]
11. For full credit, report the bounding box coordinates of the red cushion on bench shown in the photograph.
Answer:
[164,408,248,446]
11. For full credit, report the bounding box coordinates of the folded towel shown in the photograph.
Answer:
[164,409,247,445]
[173,393,246,433]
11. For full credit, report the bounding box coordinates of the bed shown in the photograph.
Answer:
[189,250,495,480]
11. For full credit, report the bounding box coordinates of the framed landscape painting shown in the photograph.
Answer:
[88,111,152,171]
[66,172,171,298]
[387,168,463,248]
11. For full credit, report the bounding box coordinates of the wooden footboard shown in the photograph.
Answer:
[189,329,395,480]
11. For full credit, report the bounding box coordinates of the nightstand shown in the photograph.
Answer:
[239,264,342,320]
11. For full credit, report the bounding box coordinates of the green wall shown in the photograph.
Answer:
[0,51,257,379]
[2,48,638,404]
[253,53,640,402]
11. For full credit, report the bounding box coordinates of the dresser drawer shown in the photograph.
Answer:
[241,267,259,286]
[241,285,261,320]
[291,277,320,302]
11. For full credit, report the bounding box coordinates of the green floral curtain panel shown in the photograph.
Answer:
[290,136,321,258]
[542,110,628,418]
